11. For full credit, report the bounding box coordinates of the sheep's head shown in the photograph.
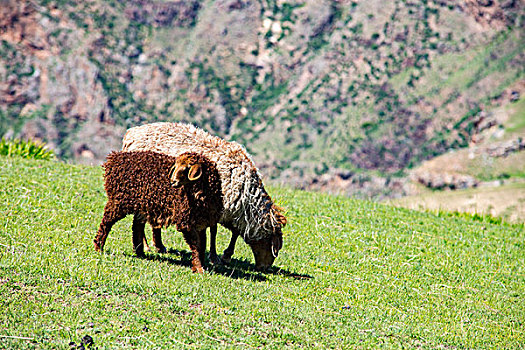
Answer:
[249,204,287,271]
[169,153,203,187]
[249,233,282,271]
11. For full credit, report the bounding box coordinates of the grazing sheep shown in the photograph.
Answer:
[93,151,223,273]
[122,122,286,270]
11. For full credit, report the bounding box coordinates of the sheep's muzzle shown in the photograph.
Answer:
[248,234,283,271]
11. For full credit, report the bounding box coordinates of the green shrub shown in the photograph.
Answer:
[0,138,55,160]
[435,209,523,228]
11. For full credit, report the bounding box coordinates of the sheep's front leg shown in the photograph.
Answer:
[94,202,125,252]
[209,225,221,265]
[152,227,167,253]
[132,215,146,257]
[143,228,166,253]
[182,229,206,273]
[221,228,240,264]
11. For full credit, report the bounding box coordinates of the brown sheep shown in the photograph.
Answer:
[93,151,223,273]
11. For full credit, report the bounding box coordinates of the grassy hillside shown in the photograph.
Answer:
[1,0,523,197]
[392,94,525,223]
[411,95,525,183]
[1,155,524,348]
[390,182,525,224]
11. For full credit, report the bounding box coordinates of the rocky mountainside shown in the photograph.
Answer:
[1,0,523,198]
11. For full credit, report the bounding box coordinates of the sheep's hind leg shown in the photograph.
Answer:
[142,235,151,252]
[152,227,167,253]
[132,215,147,257]
[209,225,221,265]
[221,228,240,264]
[183,229,206,273]
[94,202,125,252]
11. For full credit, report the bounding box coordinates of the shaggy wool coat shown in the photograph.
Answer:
[102,151,223,232]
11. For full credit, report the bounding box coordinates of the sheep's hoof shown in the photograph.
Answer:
[93,242,102,252]
[156,245,167,254]
[209,253,222,265]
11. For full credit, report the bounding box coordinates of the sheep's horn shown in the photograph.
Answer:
[271,235,282,258]
[272,244,279,258]
[168,164,177,181]
[188,164,202,181]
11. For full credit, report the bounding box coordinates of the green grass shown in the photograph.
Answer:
[1,156,524,349]
[506,97,525,134]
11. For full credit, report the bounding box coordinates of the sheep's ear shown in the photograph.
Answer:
[188,163,202,181]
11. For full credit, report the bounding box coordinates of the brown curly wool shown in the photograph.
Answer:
[93,151,223,273]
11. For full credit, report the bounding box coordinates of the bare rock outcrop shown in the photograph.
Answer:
[124,0,201,27]
[411,171,479,190]
[487,137,525,158]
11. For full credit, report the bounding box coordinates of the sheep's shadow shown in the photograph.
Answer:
[139,249,193,269]
[267,266,313,280]
[140,248,312,282]
[221,258,313,280]
[141,248,267,281]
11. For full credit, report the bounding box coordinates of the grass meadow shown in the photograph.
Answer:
[1,155,524,349]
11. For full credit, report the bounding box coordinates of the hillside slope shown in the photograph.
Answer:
[1,155,524,348]
[391,182,525,223]
[1,0,523,197]
[391,92,525,222]
[411,93,525,186]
